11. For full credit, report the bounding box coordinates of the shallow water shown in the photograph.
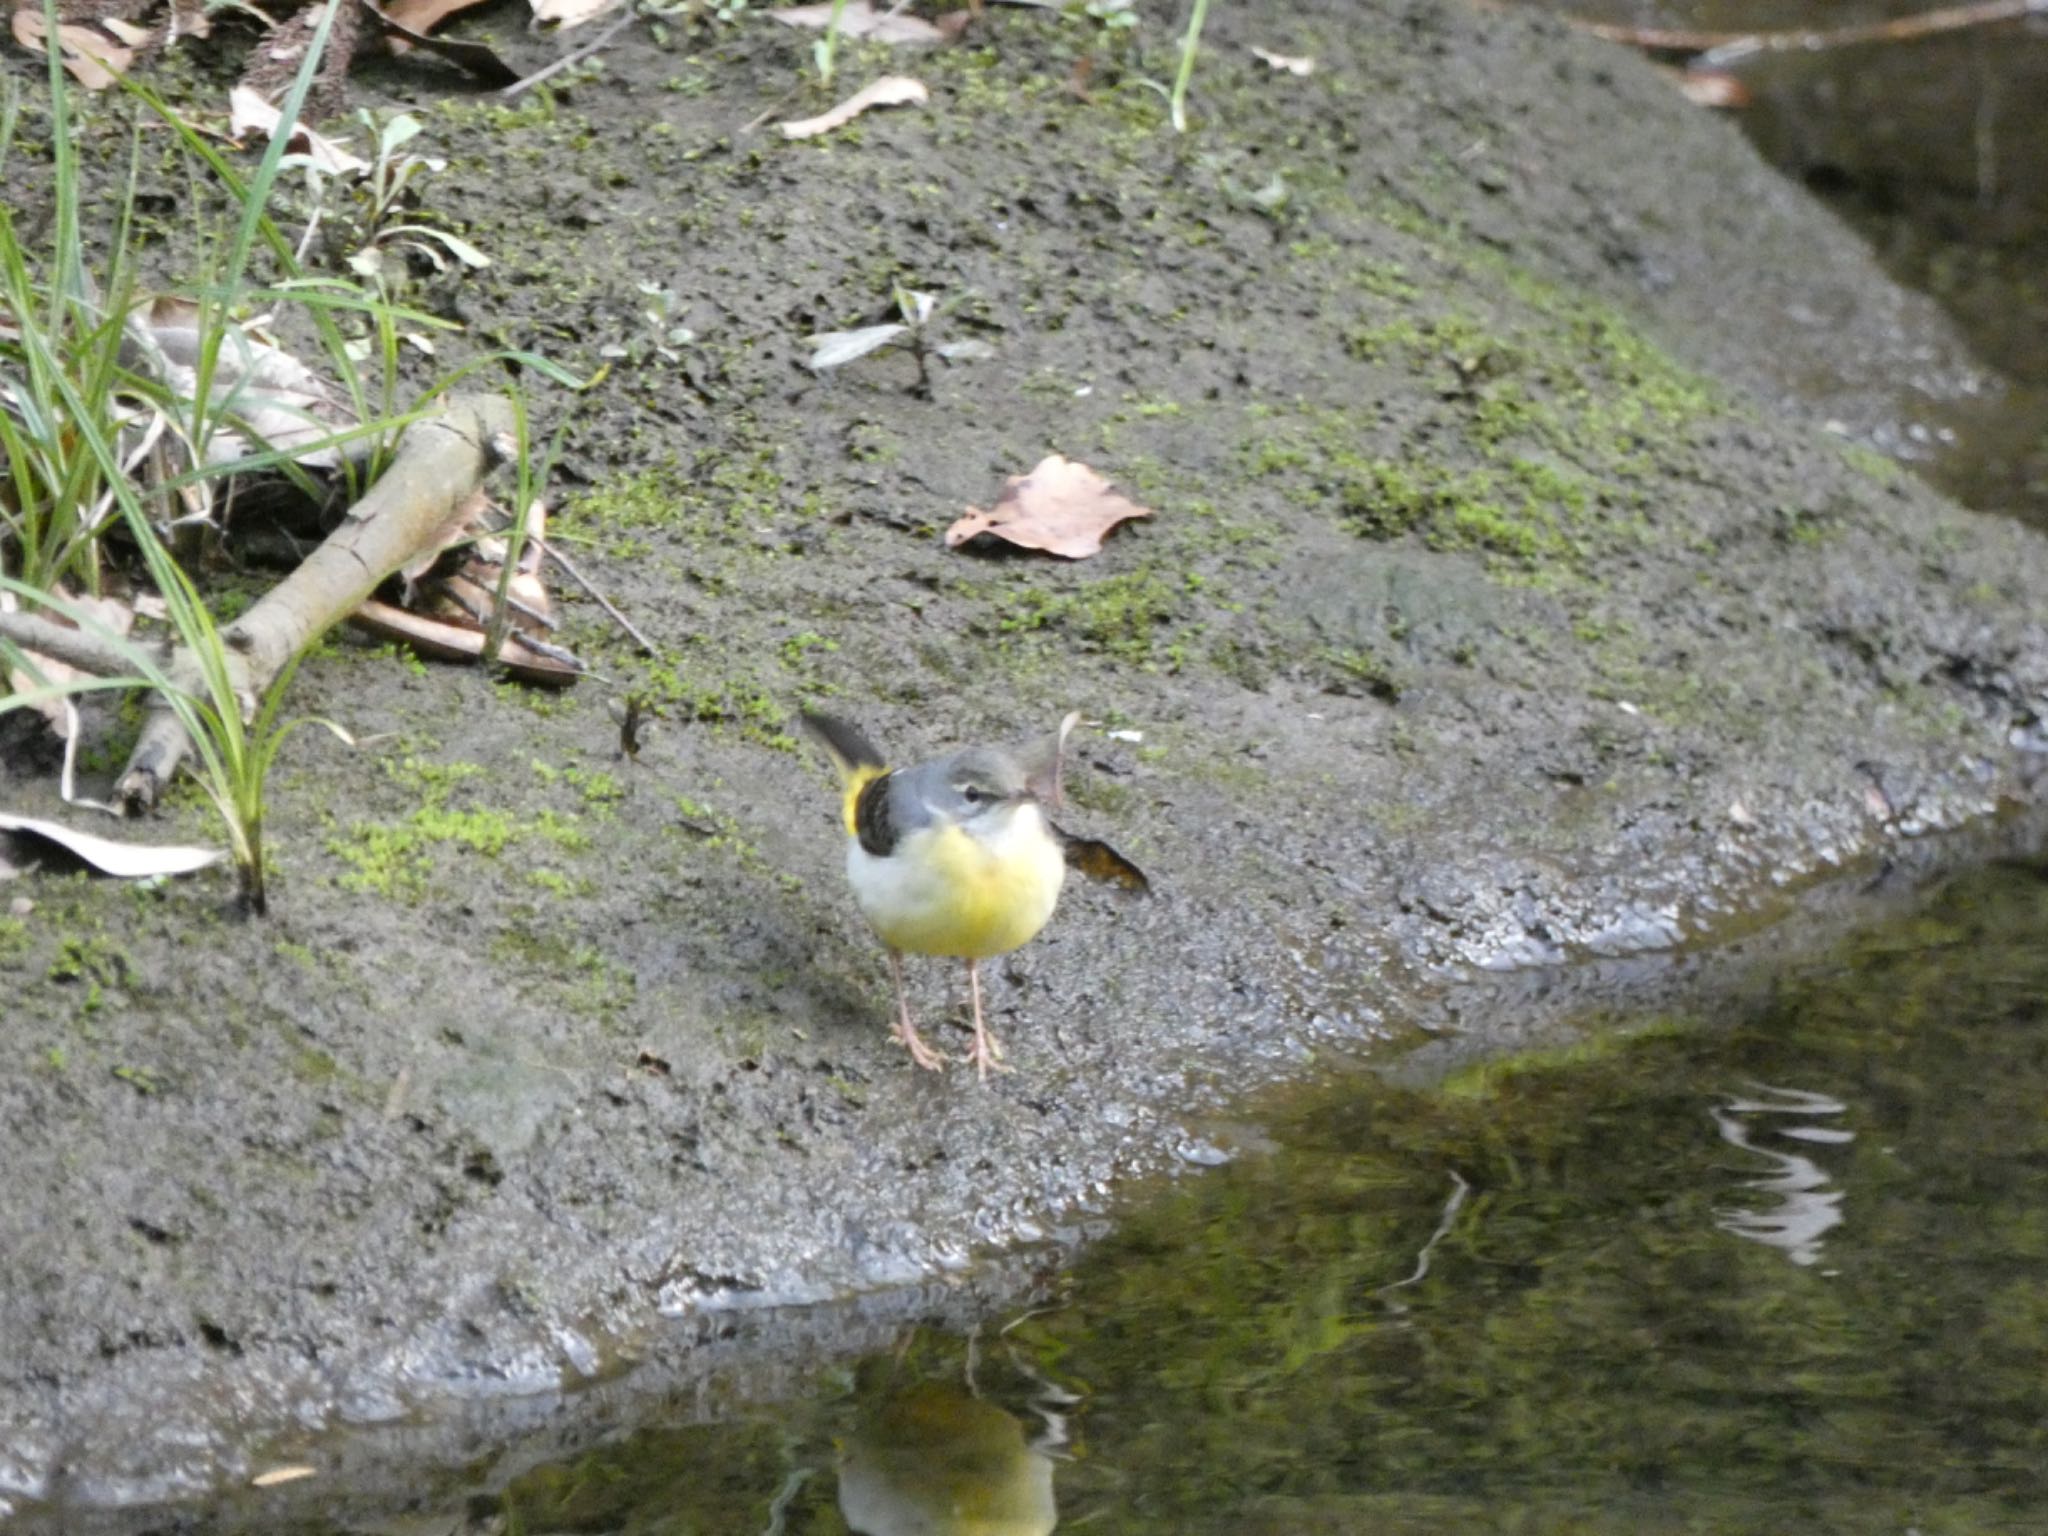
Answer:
[433,855,2048,1535]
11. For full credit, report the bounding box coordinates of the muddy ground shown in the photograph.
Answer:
[3,0,2048,1518]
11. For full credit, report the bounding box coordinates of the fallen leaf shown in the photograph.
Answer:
[768,2,945,44]
[350,601,581,687]
[529,0,623,27]
[0,813,223,879]
[398,487,493,595]
[779,74,929,139]
[250,1466,317,1489]
[807,322,907,371]
[228,87,368,176]
[383,0,489,41]
[10,10,136,90]
[364,5,519,84]
[946,455,1154,559]
[1249,45,1315,75]
[131,295,357,468]
[1669,68,1751,108]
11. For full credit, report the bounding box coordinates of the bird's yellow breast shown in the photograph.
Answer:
[847,805,1066,959]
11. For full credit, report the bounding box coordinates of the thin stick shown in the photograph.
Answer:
[1372,1170,1471,1303]
[538,536,658,655]
[1554,0,2044,59]
[500,9,636,100]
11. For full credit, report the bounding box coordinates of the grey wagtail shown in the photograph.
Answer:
[802,710,1149,1080]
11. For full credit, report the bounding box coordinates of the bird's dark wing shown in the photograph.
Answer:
[1051,822,1150,893]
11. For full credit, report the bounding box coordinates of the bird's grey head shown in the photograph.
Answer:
[911,745,1034,827]
[888,714,1077,833]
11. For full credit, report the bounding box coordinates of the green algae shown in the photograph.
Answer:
[487,857,2048,1535]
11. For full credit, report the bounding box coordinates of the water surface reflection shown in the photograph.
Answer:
[480,857,2048,1535]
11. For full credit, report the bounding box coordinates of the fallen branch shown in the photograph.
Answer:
[1548,0,2046,60]
[0,611,158,679]
[113,392,516,812]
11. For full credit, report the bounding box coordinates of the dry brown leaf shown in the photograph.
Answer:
[382,0,490,41]
[768,1,945,43]
[228,86,369,176]
[11,9,136,89]
[529,0,623,28]
[350,602,581,687]
[779,75,929,139]
[359,501,581,685]
[398,487,493,595]
[1249,45,1315,75]
[945,455,1154,559]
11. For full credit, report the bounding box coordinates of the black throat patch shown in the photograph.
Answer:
[854,771,898,858]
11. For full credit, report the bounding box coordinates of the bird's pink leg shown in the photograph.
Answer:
[962,958,1010,1082]
[888,949,945,1072]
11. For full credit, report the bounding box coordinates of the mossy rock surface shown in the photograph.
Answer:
[2,0,2046,1511]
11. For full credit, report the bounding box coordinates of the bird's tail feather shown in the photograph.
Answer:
[800,711,889,836]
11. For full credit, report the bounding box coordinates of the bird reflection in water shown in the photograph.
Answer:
[837,1362,1067,1536]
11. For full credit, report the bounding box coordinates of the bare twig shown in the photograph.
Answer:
[500,9,637,100]
[0,612,157,677]
[1550,0,2047,61]
[1372,1169,1471,1306]
[114,393,517,812]
[539,537,658,655]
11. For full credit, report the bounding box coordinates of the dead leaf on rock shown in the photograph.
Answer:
[354,499,584,686]
[1666,67,1751,108]
[768,1,945,44]
[383,0,490,41]
[779,75,929,139]
[228,86,369,177]
[529,0,623,28]
[1249,45,1316,75]
[250,1466,318,1489]
[11,9,137,90]
[945,455,1154,559]
[0,812,223,880]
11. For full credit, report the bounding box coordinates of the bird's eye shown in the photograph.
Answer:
[960,784,989,804]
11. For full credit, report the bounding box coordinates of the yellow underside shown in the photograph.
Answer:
[853,817,1065,960]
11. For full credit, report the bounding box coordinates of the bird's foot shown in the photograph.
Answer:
[962,1024,1011,1083]
[893,1017,947,1072]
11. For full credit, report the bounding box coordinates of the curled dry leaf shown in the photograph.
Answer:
[382,0,491,42]
[1668,67,1752,108]
[779,75,929,140]
[0,813,223,880]
[10,9,137,90]
[249,1466,318,1489]
[945,455,1154,559]
[807,323,907,371]
[354,499,584,686]
[529,0,623,28]
[228,86,369,176]
[768,1,945,44]
[131,295,357,468]
[1249,45,1316,75]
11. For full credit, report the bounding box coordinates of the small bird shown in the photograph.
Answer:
[803,710,1149,1080]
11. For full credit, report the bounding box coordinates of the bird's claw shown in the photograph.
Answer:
[894,1019,947,1072]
